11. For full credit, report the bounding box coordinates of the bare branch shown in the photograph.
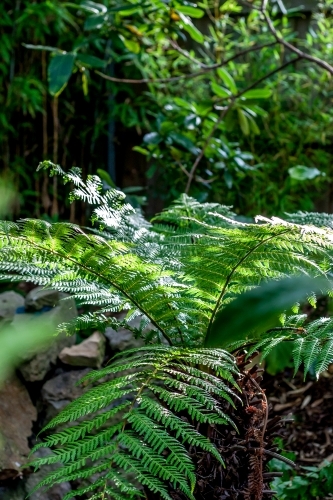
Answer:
[168,39,206,68]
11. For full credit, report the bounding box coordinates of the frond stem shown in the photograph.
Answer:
[205,230,291,342]
[1,232,174,346]
[266,327,306,334]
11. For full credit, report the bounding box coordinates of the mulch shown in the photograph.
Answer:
[264,365,333,466]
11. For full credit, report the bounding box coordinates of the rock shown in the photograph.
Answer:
[26,448,71,500]
[13,294,77,382]
[105,326,144,351]
[41,369,90,422]
[25,287,61,311]
[105,315,146,352]
[0,291,25,327]
[59,331,106,368]
[0,375,37,480]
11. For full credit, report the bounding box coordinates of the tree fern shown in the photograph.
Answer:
[1,162,333,498]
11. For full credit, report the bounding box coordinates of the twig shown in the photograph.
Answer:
[168,39,206,68]
[266,326,306,334]
[185,103,232,193]
[175,160,191,178]
[232,55,301,98]
[94,42,277,85]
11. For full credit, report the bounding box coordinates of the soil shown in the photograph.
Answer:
[264,366,333,466]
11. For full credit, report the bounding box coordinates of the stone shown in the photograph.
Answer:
[59,331,106,368]
[0,374,37,480]
[25,287,61,311]
[105,325,144,351]
[26,448,71,500]
[13,294,77,382]
[105,315,146,352]
[0,291,25,327]
[41,369,90,422]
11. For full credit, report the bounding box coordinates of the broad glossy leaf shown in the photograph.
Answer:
[237,108,250,135]
[179,13,204,43]
[205,276,328,349]
[184,114,201,129]
[288,166,322,181]
[224,170,233,189]
[242,88,272,99]
[247,113,261,135]
[174,97,195,111]
[77,54,106,68]
[84,14,106,30]
[211,82,231,98]
[120,36,141,54]
[97,169,116,187]
[169,132,200,155]
[109,3,142,12]
[132,146,149,156]
[217,68,237,94]
[176,5,205,18]
[80,0,107,14]
[48,53,76,96]
[143,132,162,144]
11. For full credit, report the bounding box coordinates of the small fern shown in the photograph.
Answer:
[0,162,333,498]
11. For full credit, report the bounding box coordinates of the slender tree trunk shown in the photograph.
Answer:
[51,96,59,217]
[41,50,51,215]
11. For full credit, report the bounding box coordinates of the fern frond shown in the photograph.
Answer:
[286,211,333,229]
[29,346,238,498]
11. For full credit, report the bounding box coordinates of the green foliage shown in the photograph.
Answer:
[2,0,333,217]
[204,276,328,349]
[0,166,333,497]
[269,455,333,499]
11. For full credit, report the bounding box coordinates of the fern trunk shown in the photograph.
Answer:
[158,355,287,500]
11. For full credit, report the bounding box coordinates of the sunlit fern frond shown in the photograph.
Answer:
[285,211,333,229]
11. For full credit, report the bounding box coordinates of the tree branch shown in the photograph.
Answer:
[94,42,277,85]
[261,0,333,75]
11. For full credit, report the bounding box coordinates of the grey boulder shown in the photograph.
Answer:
[59,331,106,368]
[0,374,37,480]
[0,291,24,327]
[14,292,77,382]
